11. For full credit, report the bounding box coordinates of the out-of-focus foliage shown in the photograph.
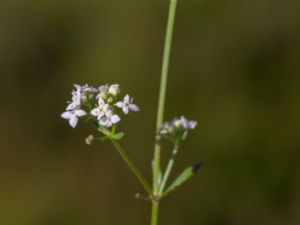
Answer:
[0,0,300,225]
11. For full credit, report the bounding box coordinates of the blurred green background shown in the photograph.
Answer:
[1,0,300,225]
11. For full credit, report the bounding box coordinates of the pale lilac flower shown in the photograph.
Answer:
[160,121,175,136]
[98,84,109,93]
[180,116,197,130]
[91,98,110,120]
[96,85,109,100]
[99,110,121,127]
[173,116,197,130]
[61,108,86,128]
[66,84,97,110]
[160,116,197,138]
[74,84,98,93]
[115,94,140,114]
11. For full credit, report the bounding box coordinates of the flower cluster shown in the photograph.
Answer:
[160,116,197,143]
[61,84,139,128]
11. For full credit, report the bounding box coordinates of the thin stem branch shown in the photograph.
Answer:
[153,0,178,196]
[151,0,178,225]
[110,139,152,195]
[158,144,179,195]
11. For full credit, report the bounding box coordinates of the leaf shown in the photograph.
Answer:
[112,132,125,140]
[96,136,109,142]
[97,125,110,135]
[181,131,188,141]
[164,162,202,196]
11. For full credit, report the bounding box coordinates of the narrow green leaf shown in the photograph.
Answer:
[181,131,188,141]
[97,125,110,135]
[112,132,124,140]
[95,136,109,142]
[163,162,202,196]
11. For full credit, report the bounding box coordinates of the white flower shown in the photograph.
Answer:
[108,84,120,96]
[98,84,109,93]
[115,94,140,114]
[99,110,121,127]
[180,116,197,130]
[61,108,86,128]
[66,84,98,110]
[66,88,81,110]
[90,98,110,120]
[173,116,197,130]
[160,116,197,140]
[96,84,109,100]
[160,122,173,135]
[91,98,120,127]
[74,84,98,93]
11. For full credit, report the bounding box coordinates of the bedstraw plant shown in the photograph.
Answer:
[61,0,201,224]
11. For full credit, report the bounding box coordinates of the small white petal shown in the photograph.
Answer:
[160,129,168,135]
[174,119,182,128]
[115,102,124,108]
[97,111,105,120]
[99,84,109,93]
[123,106,129,114]
[74,84,81,90]
[66,102,77,110]
[98,97,105,105]
[181,116,189,128]
[105,110,113,117]
[103,104,111,112]
[91,108,100,116]
[69,115,78,128]
[99,116,108,126]
[124,94,130,103]
[75,109,86,117]
[129,104,140,112]
[61,111,72,119]
[189,121,198,129]
[86,86,98,93]
[111,115,121,124]
[106,122,113,127]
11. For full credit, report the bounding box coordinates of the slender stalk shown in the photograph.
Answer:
[110,139,152,195]
[152,0,178,225]
[158,144,179,195]
[151,201,159,225]
[153,0,178,196]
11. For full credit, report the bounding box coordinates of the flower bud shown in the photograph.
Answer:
[174,119,183,129]
[107,97,114,104]
[109,84,120,96]
[85,135,94,145]
[99,92,108,101]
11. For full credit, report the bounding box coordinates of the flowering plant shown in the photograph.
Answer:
[61,0,201,224]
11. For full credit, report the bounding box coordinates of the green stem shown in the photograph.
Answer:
[153,0,178,196]
[110,139,152,195]
[151,0,178,225]
[158,144,179,195]
[151,201,159,225]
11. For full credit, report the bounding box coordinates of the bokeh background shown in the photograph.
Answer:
[1,0,300,225]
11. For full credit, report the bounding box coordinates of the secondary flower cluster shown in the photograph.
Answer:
[160,116,197,143]
[61,84,139,128]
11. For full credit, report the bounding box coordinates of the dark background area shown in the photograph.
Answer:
[1,0,300,225]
